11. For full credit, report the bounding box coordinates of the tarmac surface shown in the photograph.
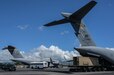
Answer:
[0,68,114,75]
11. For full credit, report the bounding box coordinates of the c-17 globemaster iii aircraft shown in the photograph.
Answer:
[44,0,114,66]
[2,45,49,69]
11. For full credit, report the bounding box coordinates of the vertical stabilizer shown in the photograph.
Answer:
[74,22,96,46]
[2,45,23,58]
[44,1,97,46]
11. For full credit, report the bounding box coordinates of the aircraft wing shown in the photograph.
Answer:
[11,59,30,65]
[70,1,97,20]
[44,19,68,27]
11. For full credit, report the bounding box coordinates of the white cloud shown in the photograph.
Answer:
[38,26,44,31]
[0,45,80,62]
[17,25,29,30]
[23,45,79,61]
[60,31,69,35]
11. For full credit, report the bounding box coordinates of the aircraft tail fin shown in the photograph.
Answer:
[2,45,23,58]
[50,58,53,64]
[75,22,96,46]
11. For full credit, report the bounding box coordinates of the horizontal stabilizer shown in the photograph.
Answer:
[44,19,68,27]
[44,1,97,27]
[70,1,97,20]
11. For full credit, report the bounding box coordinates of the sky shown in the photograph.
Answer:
[0,0,114,59]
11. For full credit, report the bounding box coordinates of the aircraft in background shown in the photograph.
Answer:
[44,0,114,66]
[2,45,48,69]
[49,58,59,68]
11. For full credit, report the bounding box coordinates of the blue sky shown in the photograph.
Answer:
[0,0,114,52]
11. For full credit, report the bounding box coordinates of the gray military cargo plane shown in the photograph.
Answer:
[44,1,114,65]
[2,45,49,69]
[2,45,35,65]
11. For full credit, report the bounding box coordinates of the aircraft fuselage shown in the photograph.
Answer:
[75,46,114,65]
